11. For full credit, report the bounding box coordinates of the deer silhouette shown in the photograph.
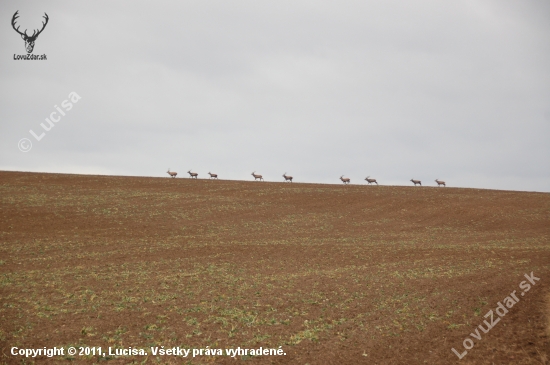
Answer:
[12,11,49,53]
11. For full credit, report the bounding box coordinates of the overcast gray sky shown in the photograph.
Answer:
[1,0,549,191]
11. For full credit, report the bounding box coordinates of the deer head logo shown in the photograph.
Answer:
[12,11,49,54]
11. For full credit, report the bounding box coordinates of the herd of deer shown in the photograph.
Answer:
[167,169,446,187]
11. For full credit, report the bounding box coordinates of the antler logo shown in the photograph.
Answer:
[11,11,49,54]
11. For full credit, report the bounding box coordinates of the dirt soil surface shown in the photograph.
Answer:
[0,171,549,364]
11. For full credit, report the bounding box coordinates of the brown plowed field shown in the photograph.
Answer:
[0,171,549,364]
